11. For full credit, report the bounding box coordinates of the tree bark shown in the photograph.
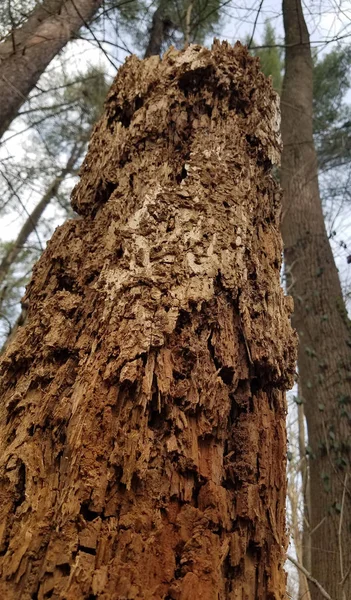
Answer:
[0,42,296,599]
[0,0,103,139]
[281,1,351,598]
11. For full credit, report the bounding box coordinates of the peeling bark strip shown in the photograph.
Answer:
[0,42,296,599]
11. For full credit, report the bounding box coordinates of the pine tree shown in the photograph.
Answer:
[251,21,283,93]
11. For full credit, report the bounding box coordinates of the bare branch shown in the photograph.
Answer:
[287,555,333,600]
[248,0,264,49]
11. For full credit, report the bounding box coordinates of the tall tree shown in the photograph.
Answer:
[0,0,105,139]
[143,1,173,58]
[281,1,351,598]
[0,42,296,598]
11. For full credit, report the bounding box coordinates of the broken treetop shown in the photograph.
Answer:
[72,41,281,217]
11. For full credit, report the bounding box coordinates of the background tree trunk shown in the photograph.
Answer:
[143,2,171,58]
[281,1,351,598]
[0,0,103,139]
[0,42,296,599]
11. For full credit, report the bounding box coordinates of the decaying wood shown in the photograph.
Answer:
[0,42,296,599]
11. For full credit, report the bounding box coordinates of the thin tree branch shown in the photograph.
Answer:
[0,170,44,252]
[287,555,333,600]
[338,472,348,598]
[248,0,264,49]
[70,0,119,70]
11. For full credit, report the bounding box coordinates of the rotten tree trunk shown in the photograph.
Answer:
[0,42,296,599]
[281,1,351,598]
[0,0,103,139]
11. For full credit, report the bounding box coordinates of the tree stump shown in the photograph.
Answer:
[0,42,296,600]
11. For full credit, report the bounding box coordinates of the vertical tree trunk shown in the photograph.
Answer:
[184,1,194,47]
[0,0,103,139]
[0,42,296,599]
[143,2,172,58]
[281,1,351,598]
